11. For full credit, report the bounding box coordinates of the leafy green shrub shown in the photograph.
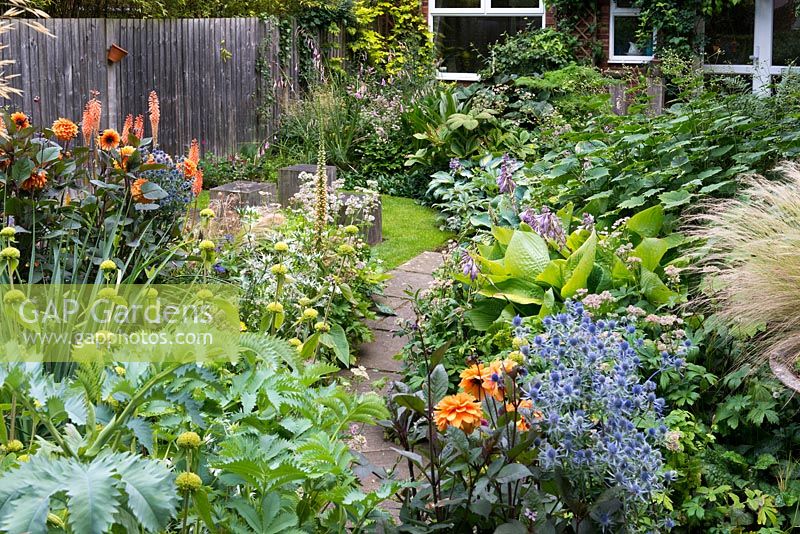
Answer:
[479,26,579,81]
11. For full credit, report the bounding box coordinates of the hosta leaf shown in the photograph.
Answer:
[561,232,597,298]
[631,237,668,271]
[627,205,664,237]
[503,229,551,279]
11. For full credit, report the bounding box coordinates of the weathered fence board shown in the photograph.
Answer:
[3,18,272,156]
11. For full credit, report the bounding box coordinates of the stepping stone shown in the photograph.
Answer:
[356,449,411,493]
[384,271,435,299]
[358,334,406,373]
[341,369,401,396]
[395,251,445,274]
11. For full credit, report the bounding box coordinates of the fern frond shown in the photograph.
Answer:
[239,333,299,369]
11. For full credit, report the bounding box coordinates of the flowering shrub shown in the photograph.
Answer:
[0,92,202,284]
[389,303,683,531]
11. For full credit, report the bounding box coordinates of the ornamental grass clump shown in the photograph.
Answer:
[688,163,800,369]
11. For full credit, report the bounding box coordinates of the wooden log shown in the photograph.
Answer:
[338,192,382,245]
[210,180,277,209]
[277,164,336,207]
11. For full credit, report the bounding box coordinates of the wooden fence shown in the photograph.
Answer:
[3,18,283,156]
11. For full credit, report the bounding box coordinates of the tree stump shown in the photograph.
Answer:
[277,164,337,207]
[210,180,277,209]
[338,192,382,245]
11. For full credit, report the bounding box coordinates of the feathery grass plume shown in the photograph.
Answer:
[686,162,800,368]
[0,1,52,101]
[313,134,328,242]
[81,90,101,145]
[120,113,133,141]
[133,114,144,139]
[148,90,160,146]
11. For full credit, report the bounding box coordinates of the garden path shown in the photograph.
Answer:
[341,251,444,498]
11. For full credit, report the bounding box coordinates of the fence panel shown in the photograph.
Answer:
[3,17,273,156]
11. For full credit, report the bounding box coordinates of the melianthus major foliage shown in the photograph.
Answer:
[0,333,396,533]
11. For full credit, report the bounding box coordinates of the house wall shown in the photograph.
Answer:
[421,1,629,70]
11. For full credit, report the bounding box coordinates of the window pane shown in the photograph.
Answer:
[434,0,480,8]
[490,0,541,8]
[612,16,653,57]
[433,16,541,73]
[614,0,635,8]
[773,0,800,66]
[704,0,754,65]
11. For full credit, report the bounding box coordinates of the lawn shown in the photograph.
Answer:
[374,195,453,269]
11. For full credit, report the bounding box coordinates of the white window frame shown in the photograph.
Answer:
[429,0,547,81]
[608,0,654,64]
[701,0,786,95]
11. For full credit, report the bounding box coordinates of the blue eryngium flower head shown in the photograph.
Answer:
[512,315,523,327]
[521,301,673,521]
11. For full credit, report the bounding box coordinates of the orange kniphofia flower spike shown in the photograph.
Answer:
[133,114,145,139]
[121,114,133,142]
[188,138,200,164]
[148,91,160,146]
[81,91,102,145]
[192,168,203,196]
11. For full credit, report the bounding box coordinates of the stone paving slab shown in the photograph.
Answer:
[395,251,445,275]
[341,369,401,396]
[383,271,435,299]
[342,251,441,511]
[358,334,407,373]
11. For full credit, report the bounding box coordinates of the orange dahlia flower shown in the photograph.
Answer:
[482,359,517,402]
[98,129,121,151]
[459,364,490,400]
[21,170,47,191]
[505,399,534,413]
[11,112,29,130]
[434,392,483,434]
[180,158,198,179]
[52,118,78,141]
[131,178,151,204]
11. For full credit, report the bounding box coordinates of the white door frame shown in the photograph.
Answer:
[703,0,777,94]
